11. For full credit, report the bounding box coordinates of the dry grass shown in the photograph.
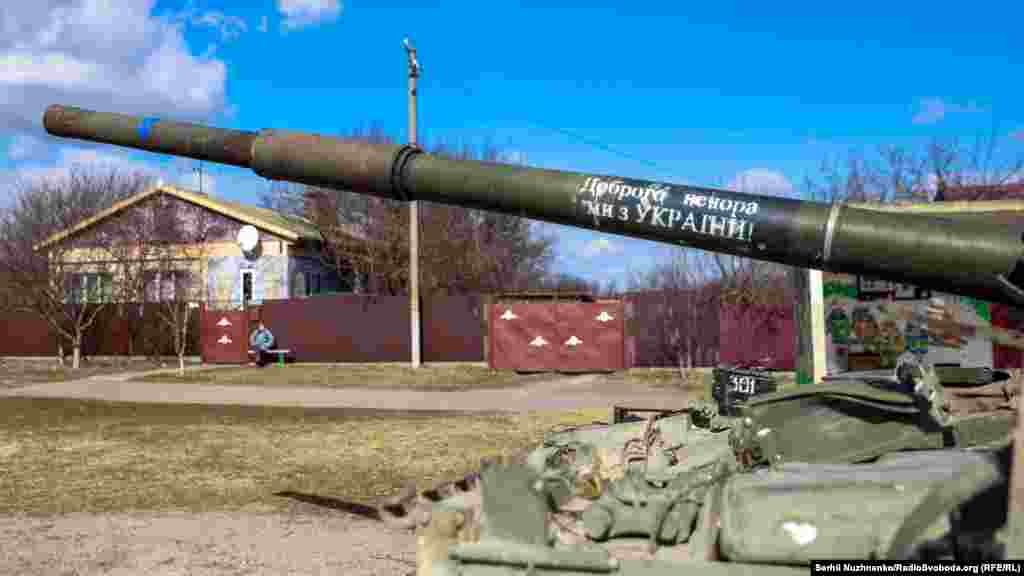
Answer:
[0,397,608,514]
[603,367,713,390]
[601,367,798,401]
[0,357,189,388]
[136,363,557,391]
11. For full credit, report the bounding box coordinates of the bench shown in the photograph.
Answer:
[248,348,293,367]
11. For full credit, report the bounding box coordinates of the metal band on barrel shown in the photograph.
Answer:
[391,144,422,202]
[823,202,842,264]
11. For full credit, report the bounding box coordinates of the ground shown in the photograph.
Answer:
[0,511,416,576]
[0,363,708,576]
[0,357,184,389]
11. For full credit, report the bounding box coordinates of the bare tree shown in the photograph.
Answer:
[0,166,152,368]
[143,194,219,375]
[98,191,222,373]
[535,272,601,294]
[805,131,1023,204]
[928,130,1024,199]
[628,247,718,370]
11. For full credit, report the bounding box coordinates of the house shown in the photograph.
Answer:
[34,183,354,309]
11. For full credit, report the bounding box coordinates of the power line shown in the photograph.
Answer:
[525,120,674,175]
[421,73,685,181]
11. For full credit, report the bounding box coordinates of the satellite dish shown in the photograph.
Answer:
[237,225,259,253]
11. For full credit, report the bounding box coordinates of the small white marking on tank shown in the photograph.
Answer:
[781,521,817,546]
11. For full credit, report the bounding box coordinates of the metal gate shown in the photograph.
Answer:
[200,306,249,364]
[488,301,625,371]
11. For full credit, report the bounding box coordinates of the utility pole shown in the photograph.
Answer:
[404,37,422,369]
[790,266,826,384]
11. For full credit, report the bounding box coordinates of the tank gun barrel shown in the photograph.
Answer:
[43,104,1024,306]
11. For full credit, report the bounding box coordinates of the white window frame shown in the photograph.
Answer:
[240,269,254,305]
[66,272,113,303]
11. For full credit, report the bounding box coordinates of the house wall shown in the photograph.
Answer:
[287,256,344,296]
[54,245,208,302]
[206,253,288,307]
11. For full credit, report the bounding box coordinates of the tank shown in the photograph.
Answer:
[42,105,1024,308]
[43,105,1024,574]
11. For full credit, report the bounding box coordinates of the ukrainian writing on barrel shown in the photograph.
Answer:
[577,177,759,243]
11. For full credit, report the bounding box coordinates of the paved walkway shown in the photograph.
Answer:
[0,373,693,412]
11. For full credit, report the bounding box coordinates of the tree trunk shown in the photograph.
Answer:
[178,307,190,377]
[72,343,81,369]
[57,342,65,367]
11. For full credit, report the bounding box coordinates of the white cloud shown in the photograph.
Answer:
[277,0,343,30]
[12,146,161,187]
[912,97,985,125]
[10,145,230,200]
[190,11,248,41]
[0,1,228,137]
[727,168,795,197]
[579,237,623,259]
[499,149,528,165]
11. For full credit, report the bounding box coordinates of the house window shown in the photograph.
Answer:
[241,269,253,304]
[65,272,113,303]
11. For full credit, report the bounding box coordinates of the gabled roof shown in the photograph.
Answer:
[35,183,322,251]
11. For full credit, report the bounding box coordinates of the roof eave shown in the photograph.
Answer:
[33,183,316,252]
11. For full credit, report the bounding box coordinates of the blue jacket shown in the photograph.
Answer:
[250,327,274,351]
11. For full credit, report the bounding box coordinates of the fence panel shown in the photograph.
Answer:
[489,302,559,370]
[991,303,1024,369]
[422,294,485,362]
[0,310,56,355]
[718,303,794,369]
[556,302,625,371]
[0,304,200,358]
[200,306,248,364]
[488,301,625,371]
[624,291,721,367]
[259,294,410,363]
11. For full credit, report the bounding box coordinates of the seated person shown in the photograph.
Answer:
[249,322,275,366]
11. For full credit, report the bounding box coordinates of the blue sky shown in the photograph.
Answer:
[3,1,1023,287]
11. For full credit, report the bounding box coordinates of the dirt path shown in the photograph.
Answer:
[0,373,692,412]
[0,511,416,576]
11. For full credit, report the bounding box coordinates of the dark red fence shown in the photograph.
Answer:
[718,304,794,369]
[10,294,1019,371]
[0,304,200,357]
[488,301,625,371]
[199,307,248,364]
[421,294,486,362]
[991,304,1024,370]
[259,294,409,363]
[623,290,721,368]
[253,293,487,363]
